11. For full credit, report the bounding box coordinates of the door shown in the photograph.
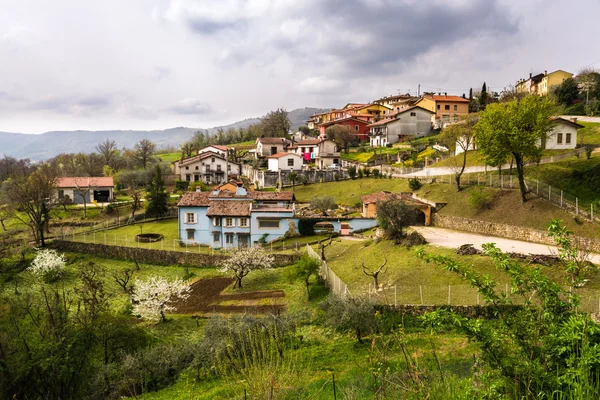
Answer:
[340,222,350,236]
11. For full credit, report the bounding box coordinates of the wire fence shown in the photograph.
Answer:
[412,172,598,224]
[306,245,350,297]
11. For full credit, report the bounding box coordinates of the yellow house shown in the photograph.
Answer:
[414,96,436,113]
[352,103,392,118]
[538,70,573,96]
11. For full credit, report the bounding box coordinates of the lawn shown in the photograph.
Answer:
[579,121,600,145]
[322,238,600,310]
[340,146,400,163]
[288,178,410,205]
[156,152,182,162]
[433,150,486,167]
[524,152,600,206]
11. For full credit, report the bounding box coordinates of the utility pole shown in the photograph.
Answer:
[418,84,421,97]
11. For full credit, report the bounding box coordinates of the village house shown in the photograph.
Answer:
[360,191,433,225]
[368,105,434,147]
[415,94,470,128]
[373,94,414,109]
[255,137,291,158]
[55,176,114,204]
[267,152,304,172]
[287,138,340,168]
[318,117,371,141]
[172,151,241,185]
[516,70,573,96]
[177,187,296,249]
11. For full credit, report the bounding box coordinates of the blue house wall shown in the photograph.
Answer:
[178,206,210,244]
[330,218,379,232]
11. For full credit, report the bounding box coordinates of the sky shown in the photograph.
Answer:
[1,0,599,134]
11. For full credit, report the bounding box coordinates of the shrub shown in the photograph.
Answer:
[357,168,364,179]
[175,180,189,191]
[469,186,492,210]
[364,167,371,178]
[408,177,422,190]
[373,169,380,178]
[585,145,594,160]
[401,231,428,248]
[348,166,357,180]
[28,249,66,282]
[334,172,340,181]
[188,181,207,192]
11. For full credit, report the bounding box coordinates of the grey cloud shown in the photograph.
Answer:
[169,98,214,115]
[31,94,114,113]
[186,16,246,35]
[151,66,172,81]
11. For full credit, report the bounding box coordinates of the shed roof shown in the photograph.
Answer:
[55,177,114,188]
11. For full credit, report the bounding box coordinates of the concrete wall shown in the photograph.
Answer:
[432,214,600,252]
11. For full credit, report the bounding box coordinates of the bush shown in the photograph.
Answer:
[357,169,364,179]
[469,186,492,210]
[188,181,208,192]
[348,166,357,180]
[401,231,427,248]
[408,177,422,190]
[364,167,371,178]
[373,169,380,178]
[175,180,189,191]
[28,249,66,282]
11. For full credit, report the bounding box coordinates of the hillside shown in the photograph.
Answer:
[0,107,327,161]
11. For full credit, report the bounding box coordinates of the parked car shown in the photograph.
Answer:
[328,163,340,170]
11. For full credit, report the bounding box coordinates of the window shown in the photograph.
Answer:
[205,165,210,172]
[444,105,450,110]
[217,165,222,171]
[225,233,234,244]
[287,158,294,167]
[185,166,189,170]
[453,105,458,111]
[410,112,416,117]
[355,125,359,131]
[194,175,199,181]
[211,157,215,163]
[185,213,196,224]
[58,189,64,198]
[566,133,572,144]
[225,217,234,227]
[186,175,191,182]
[239,218,248,227]
[187,230,195,240]
[228,165,231,171]
[195,166,199,170]
[437,105,440,110]
[557,133,563,144]
[213,232,220,242]
[212,217,221,226]
[309,147,313,153]
[258,220,279,228]
[271,147,277,155]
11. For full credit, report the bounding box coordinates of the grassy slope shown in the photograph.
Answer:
[524,152,600,205]
[415,182,600,239]
[323,239,600,307]
[289,178,410,206]
[579,121,600,145]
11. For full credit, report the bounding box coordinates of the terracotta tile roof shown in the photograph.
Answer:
[367,105,435,127]
[256,137,290,145]
[209,145,230,151]
[177,192,211,207]
[55,177,114,188]
[550,117,584,128]
[206,200,252,217]
[361,191,427,206]
[178,152,240,167]
[429,95,470,103]
[250,191,295,201]
[296,138,322,145]
[267,152,301,159]
[319,117,370,127]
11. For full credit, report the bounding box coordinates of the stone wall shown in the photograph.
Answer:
[242,164,349,188]
[53,240,298,267]
[432,214,600,252]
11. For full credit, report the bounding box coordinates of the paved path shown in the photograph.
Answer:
[412,226,600,264]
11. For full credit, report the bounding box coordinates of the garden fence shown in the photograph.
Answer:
[306,245,350,298]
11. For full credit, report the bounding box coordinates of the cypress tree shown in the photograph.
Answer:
[480,82,488,110]
[146,165,169,219]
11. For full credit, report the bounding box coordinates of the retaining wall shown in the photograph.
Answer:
[432,214,600,252]
[53,240,298,267]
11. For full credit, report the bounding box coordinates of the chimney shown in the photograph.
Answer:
[444,92,447,96]
[195,187,202,193]
[438,92,441,96]
[570,117,578,124]
[529,73,532,79]
[544,70,547,76]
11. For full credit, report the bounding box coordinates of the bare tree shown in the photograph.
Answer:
[439,114,478,191]
[180,142,196,158]
[95,139,118,167]
[134,139,156,169]
[0,204,8,231]
[361,258,388,288]
[74,178,99,219]
[2,164,56,246]
[128,188,143,221]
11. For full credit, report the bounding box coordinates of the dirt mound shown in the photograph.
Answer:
[456,244,481,255]
[173,276,286,315]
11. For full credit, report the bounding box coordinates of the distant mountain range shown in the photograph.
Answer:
[0,107,327,161]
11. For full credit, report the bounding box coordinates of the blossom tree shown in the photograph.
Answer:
[132,277,191,322]
[220,247,275,288]
[28,249,66,281]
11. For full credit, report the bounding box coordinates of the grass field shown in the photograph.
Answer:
[288,178,410,205]
[579,121,600,145]
[524,152,600,206]
[323,238,600,309]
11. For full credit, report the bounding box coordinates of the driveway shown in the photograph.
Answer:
[412,226,600,264]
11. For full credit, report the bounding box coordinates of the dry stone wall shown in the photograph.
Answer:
[432,214,600,252]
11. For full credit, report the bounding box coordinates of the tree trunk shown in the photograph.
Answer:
[236,276,243,288]
[305,279,310,300]
[455,175,462,192]
[513,153,527,203]
[0,219,5,231]
[39,223,46,247]
[355,328,363,344]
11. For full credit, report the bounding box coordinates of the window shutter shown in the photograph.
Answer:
[212,217,216,226]
[193,213,197,224]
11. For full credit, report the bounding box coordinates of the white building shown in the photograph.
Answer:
[255,137,290,158]
[55,177,114,204]
[543,117,583,149]
[267,152,303,172]
[287,138,340,169]
[172,151,241,185]
[368,106,434,147]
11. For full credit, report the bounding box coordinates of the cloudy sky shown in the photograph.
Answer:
[1,0,598,134]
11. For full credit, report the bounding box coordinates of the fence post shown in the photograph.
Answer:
[561,191,563,207]
[549,185,551,201]
[447,285,451,305]
[576,198,579,215]
[420,285,423,305]
[510,175,512,189]
[592,204,594,221]
[536,179,539,194]
[489,174,492,187]
[501,174,503,189]
[394,285,397,307]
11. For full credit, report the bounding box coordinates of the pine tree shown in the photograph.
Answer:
[468,88,475,112]
[146,165,169,219]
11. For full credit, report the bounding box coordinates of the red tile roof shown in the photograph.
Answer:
[429,95,470,103]
[55,177,114,188]
[177,192,211,207]
[206,200,252,217]
[256,137,290,145]
[249,191,295,201]
[319,117,370,127]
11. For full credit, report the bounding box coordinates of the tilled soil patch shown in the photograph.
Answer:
[173,276,286,314]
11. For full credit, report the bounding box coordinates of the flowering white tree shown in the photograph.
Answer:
[28,249,66,281]
[220,246,275,288]
[132,277,191,322]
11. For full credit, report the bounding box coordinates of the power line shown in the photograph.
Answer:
[418,84,506,93]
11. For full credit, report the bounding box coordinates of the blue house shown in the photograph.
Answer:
[177,186,296,249]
